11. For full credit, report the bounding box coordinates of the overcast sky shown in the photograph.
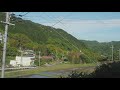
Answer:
[14,12,120,42]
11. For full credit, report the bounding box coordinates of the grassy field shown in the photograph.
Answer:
[0,63,97,78]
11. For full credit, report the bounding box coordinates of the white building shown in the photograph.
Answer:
[10,50,35,67]
[10,60,17,67]
[10,56,35,67]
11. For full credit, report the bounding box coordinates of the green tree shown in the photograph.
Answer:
[8,33,32,49]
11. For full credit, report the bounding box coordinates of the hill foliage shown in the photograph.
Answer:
[0,12,103,65]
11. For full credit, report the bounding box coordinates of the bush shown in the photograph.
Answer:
[98,55,108,62]
[64,61,120,78]
[67,71,89,78]
[34,58,52,66]
[90,61,120,78]
[80,54,92,63]
[67,51,80,64]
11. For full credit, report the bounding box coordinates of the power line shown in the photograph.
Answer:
[16,12,25,16]
[43,12,68,27]
[16,13,98,63]
[47,16,98,64]
[32,13,68,31]
[15,14,120,24]
[23,13,79,52]
[36,13,96,64]
[42,14,98,64]
[11,12,120,25]
[20,12,71,28]
[10,13,98,65]
[18,12,30,17]
[38,13,80,50]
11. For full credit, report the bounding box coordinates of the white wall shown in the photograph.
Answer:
[10,60,17,67]
[16,56,34,66]
[10,56,35,67]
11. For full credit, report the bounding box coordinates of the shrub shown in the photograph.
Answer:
[66,71,90,78]
[64,61,120,78]
[90,61,120,78]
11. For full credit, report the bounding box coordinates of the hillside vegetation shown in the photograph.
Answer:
[0,12,101,65]
[81,40,120,61]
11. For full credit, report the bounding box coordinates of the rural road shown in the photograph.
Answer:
[20,66,95,78]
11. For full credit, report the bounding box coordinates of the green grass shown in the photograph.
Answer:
[0,63,97,78]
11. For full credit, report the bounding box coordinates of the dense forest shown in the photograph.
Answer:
[1,12,116,66]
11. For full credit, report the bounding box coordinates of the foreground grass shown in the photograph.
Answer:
[0,63,96,78]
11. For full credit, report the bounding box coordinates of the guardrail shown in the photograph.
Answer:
[0,67,37,71]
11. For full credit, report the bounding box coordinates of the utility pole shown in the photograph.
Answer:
[1,12,15,78]
[118,49,120,61]
[110,45,114,61]
[38,51,41,66]
[20,47,23,67]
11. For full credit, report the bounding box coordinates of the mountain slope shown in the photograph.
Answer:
[0,12,87,50]
[81,40,120,60]
[0,12,100,63]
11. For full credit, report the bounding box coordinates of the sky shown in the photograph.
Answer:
[14,12,120,42]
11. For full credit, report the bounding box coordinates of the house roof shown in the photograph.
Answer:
[41,56,53,60]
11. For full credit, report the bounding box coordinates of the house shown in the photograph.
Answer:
[10,56,35,67]
[10,50,35,67]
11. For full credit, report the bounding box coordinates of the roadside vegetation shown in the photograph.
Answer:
[62,61,120,78]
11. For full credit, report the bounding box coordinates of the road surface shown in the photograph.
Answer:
[19,66,95,78]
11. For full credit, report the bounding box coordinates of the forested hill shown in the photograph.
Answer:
[0,12,101,63]
[0,12,87,51]
[81,40,120,60]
